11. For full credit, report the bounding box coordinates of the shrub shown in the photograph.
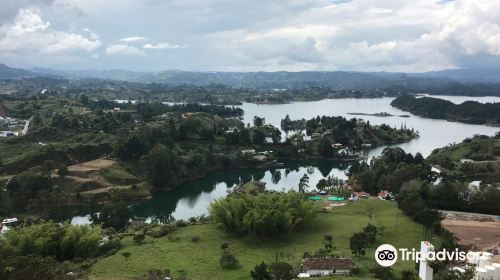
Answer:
[121,251,131,260]
[269,262,294,280]
[209,191,318,238]
[150,224,176,238]
[175,220,188,227]
[219,253,239,269]
[133,234,145,244]
[191,236,201,243]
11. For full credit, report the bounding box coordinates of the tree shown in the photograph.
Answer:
[298,174,309,193]
[57,165,69,178]
[251,262,272,280]
[269,262,294,280]
[240,129,251,144]
[253,116,265,127]
[363,223,378,244]
[221,243,229,252]
[316,179,328,191]
[271,128,282,143]
[209,192,317,238]
[146,144,176,189]
[319,138,333,157]
[323,235,334,252]
[349,232,368,257]
[252,129,266,144]
[122,251,131,261]
[414,153,425,165]
[80,94,89,105]
[370,267,397,279]
[98,202,130,230]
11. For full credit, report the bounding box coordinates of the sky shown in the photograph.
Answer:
[1,0,500,72]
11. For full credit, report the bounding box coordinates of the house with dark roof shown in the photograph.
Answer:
[301,257,355,276]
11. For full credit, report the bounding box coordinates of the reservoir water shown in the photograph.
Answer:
[72,97,499,223]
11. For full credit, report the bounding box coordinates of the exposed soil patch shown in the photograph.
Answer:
[442,211,500,250]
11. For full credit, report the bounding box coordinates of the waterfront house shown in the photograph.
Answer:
[241,149,256,155]
[332,143,343,149]
[301,257,355,276]
[378,190,394,200]
[311,132,322,139]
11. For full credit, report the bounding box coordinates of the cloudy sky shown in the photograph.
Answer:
[1,0,500,72]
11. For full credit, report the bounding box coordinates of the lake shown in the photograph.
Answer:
[72,97,499,224]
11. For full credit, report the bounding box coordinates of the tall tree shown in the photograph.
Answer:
[298,174,309,193]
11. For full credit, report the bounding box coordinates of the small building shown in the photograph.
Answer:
[0,131,15,138]
[338,148,351,157]
[350,191,370,200]
[2,217,19,226]
[378,190,394,200]
[311,132,322,139]
[301,257,355,276]
[241,149,256,155]
[332,143,343,149]
[253,155,267,161]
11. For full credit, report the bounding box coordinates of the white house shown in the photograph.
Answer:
[301,257,355,276]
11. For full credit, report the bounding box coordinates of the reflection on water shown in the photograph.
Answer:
[72,97,499,224]
[132,160,348,222]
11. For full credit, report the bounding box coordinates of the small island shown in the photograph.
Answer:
[347,112,410,118]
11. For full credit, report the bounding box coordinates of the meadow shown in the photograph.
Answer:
[90,199,434,280]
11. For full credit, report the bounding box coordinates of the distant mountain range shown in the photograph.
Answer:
[1,63,500,91]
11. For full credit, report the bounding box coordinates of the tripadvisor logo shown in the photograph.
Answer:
[375,244,398,267]
[375,243,472,267]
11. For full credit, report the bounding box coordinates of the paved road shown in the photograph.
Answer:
[20,118,30,136]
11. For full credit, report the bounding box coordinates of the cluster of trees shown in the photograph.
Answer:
[2,171,64,215]
[250,261,295,280]
[0,221,117,280]
[135,102,243,120]
[349,224,379,258]
[391,96,500,125]
[209,191,318,238]
[225,118,281,145]
[113,120,223,190]
[316,176,345,192]
[282,115,416,158]
[397,180,443,232]
[348,147,430,195]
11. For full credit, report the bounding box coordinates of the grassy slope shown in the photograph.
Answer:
[90,200,432,280]
[428,136,500,162]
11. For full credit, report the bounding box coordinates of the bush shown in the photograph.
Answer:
[219,253,239,269]
[133,234,145,244]
[150,224,176,238]
[191,236,201,243]
[0,221,102,262]
[209,191,318,238]
[175,220,188,227]
[269,262,294,280]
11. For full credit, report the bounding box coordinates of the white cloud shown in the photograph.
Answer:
[120,36,148,42]
[3,0,500,71]
[82,27,99,40]
[106,44,145,56]
[143,42,187,49]
[0,8,101,54]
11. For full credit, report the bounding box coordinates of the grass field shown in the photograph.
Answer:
[90,199,435,280]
